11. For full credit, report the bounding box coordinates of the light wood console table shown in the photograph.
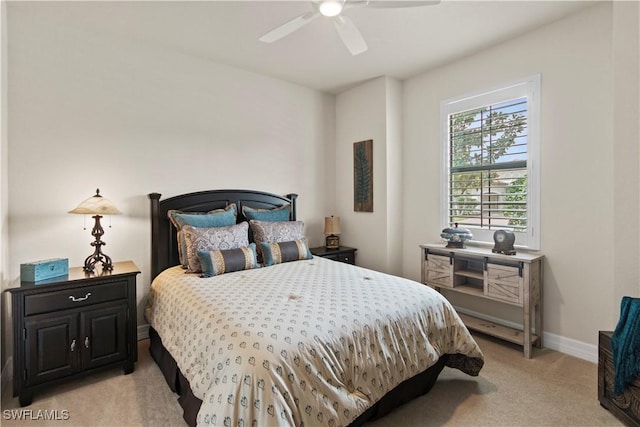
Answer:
[420,243,544,358]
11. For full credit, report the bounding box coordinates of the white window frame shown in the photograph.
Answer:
[440,75,541,250]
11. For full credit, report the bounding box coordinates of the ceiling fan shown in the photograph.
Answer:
[259,0,441,56]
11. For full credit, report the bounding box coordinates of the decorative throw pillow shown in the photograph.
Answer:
[249,220,305,262]
[242,204,290,222]
[182,222,249,273]
[260,239,312,266]
[198,244,258,278]
[167,204,237,268]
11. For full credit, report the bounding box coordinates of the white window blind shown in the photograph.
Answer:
[441,76,540,249]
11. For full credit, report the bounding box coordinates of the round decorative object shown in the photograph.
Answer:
[492,230,516,255]
[440,223,473,249]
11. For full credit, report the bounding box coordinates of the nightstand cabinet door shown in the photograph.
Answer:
[323,252,355,264]
[309,246,357,265]
[82,303,128,370]
[338,252,355,264]
[24,313,79,387]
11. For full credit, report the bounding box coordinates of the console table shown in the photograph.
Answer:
[420,243,544,358]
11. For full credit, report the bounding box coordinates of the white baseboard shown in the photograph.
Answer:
[137,323,150,341]
[1,356,12,398]
[542,331,598,363]
[454,307,598,363]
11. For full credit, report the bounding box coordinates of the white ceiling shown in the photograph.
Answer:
[10,0,598,93]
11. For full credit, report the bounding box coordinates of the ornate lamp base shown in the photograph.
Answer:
[83,215,114,272]
[326,234,340,249]
[82,250,114,273]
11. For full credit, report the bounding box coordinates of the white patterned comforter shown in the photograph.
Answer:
[145,256,483,427]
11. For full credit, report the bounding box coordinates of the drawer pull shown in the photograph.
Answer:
[71,339,76,352]
[69,293,91,302]
[85,337,90,349]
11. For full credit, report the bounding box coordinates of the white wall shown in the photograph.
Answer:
[385,78,403,277]
[5,2,335,354]
[401,2,639,355]
[612,0,640,303]
[1,0,10,392]
[335,76,403,274]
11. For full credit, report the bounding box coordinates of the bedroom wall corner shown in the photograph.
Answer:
[335,76,402,274]
[612,0,640,312]
[385,78,403,276]
[0,0,11,397]
[323,93,338,217]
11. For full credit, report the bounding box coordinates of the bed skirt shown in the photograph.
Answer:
[149,327,448,427]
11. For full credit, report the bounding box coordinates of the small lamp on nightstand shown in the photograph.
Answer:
[324,216,341,249]
[69,188,122,272]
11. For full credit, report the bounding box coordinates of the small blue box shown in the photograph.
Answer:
[20,258,69,283]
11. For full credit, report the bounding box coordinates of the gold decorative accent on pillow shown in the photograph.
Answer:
[198,244,258,277]
[260,239,312,266]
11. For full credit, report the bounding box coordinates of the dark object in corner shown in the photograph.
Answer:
[612,297,640,395]
[598,331,640,427]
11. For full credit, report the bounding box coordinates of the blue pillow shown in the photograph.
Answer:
[260,239,312,266]
[169,204,237,230]
[197,243,258,278]
[168,204,237,268]
[242,204,290,222]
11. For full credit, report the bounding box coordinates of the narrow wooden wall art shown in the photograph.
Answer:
[353,139,373,212]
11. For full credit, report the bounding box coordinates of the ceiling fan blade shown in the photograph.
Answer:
[357,0,440,8]
[259,11,320,43]
[333,15,368,55]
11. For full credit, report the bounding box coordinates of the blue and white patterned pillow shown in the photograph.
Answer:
[249,220,305,262]
[168,204,237,268]
[182,221,249,273]
[260,239,312,266]
[197,244,258,278]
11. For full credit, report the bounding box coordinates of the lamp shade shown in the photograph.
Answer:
[324,216,341,235]
[69,189,122,216]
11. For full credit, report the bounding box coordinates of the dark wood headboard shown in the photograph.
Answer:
[148,189,298,280]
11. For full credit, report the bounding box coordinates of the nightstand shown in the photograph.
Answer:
[8,261,139,406]
[310,246,357,265]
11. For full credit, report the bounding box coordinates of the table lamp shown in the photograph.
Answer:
[69,188,122,272]
[324,216,341,249]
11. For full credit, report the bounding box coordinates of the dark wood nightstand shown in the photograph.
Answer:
[310,246,357,265]
[8,261,139,406]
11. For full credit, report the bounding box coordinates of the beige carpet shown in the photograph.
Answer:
[1,333,623,427]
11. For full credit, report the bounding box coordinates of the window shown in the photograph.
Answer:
[441,75,540,249]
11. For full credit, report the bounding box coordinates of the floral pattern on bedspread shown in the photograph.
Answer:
[145,256,483,427]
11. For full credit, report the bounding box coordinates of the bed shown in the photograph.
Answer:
[144,189,484,427]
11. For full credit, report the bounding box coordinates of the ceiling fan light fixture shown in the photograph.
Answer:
[319,1,343,17]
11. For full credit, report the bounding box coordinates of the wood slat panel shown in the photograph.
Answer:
[459,313,539,346]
